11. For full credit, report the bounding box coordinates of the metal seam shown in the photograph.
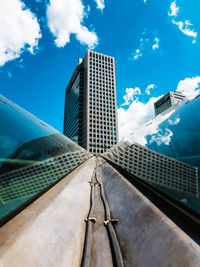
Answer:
[81,166,96,267]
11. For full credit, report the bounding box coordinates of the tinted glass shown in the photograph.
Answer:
[103,96,200,214]
[64,72,80,143]
[0,95,91,223]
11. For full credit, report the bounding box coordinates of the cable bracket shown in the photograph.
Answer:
[104,218,119,226]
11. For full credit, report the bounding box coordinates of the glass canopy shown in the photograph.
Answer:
[0,95,91,224]
[103,95,200,214]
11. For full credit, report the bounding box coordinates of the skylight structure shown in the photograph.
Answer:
[0,95,91,223]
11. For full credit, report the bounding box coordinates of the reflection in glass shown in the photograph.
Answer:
[104,141,198,197]
[0,95,91,222]
[63,71,82,145]
[103,96,200,214]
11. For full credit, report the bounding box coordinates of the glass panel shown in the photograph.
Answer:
[103,96,200,214]
[0,95,91,223]
[64,72,80,143]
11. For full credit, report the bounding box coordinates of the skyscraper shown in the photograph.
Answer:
[63,51,119,154]
[154,91,185,116]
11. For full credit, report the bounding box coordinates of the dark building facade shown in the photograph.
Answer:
[63,51,119,155]
[154,91,185,116]
[63,62,84,145]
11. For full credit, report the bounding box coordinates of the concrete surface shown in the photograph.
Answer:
[100,161,200,267]
[0,158,96,267]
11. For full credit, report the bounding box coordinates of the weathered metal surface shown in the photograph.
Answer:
[1,157,200,267]
[100,161,200,267]
[82,160,113,267]
[0,158,96,267]
[89,180,113,267]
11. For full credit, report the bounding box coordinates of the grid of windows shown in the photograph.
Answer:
[64,51,118,155]
[64,67,84,146]
[87,51,118,155]
[154,92,185,116]
[0,94,92,222]
[103,141,198,197]
[155,99,172,116]
[0,150,90,203]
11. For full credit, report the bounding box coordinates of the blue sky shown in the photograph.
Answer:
[0,0,200,139]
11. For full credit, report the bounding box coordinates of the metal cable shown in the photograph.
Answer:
[81,158,124,267]
[96,163,124,267]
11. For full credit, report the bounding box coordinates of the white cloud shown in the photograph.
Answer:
[145,84,155,95]
[118,75,200,142]
[47,0,98,48]
[149,128,173,146]
[172,20,197,39]
[121,87,141,106]
[148,117,181,147]
[118,96,162,140]
[119,103,175,146]
[168,1,179,17]
[131,111,174,146]
[131,32,160,61]
[132,49,143,60]
[152,37,159,50]
[168,1,197,42]
[168,117,180,125]
[94,0,105,10]
[0,0,41,67]
[176,76,200,99]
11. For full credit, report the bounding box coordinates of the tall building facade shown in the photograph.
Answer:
[63,51,119,154]
[154,91,185,116]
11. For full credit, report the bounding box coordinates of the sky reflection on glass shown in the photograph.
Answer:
[0,95,91,223]
[105,96,200,213]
